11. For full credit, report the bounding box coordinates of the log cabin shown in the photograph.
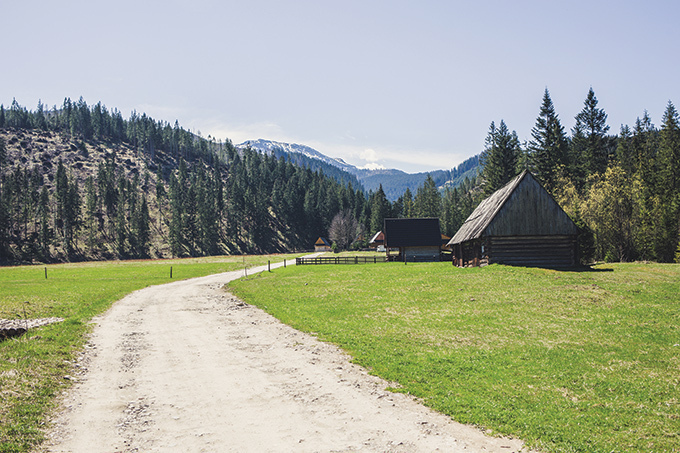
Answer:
[448,171,578,268]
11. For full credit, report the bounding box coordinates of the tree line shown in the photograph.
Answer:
[333,87,680,264]
[1,91,678,264]
[0,97,232,164]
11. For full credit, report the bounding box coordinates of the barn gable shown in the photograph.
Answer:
[449,171,579,268]
[486,172,577,237]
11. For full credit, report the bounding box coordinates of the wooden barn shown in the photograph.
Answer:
[314,237,332,252]
[383,218,442,262]
[448,171,578,268]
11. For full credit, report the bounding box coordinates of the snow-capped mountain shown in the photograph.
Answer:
[237,139,357,174]
[236,139,476,200]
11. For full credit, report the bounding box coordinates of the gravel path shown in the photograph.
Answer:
[41,260,528,452]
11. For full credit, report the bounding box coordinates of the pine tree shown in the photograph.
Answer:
[481,120,521,195]
[572,88,610,180]
[0,177,8,261]
[414,174,441,218]
[401,187,414,218]
[655,101,680,262]
[34,100,48,130]
[38,185,51,260]
[370,185,390,233]
[631,112,658,192]
[0,137,6,171]
[130,194,150,258]
[528,88,568,191]
[54,162,80,259]
[658,101,680,197]
[615,125,634,176]
[84,176,99,253]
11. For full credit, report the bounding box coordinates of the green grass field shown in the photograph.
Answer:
[228,262,680,453]
[0,254,300,453]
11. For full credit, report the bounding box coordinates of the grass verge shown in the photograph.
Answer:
[0,254,300,453]
[228,262,680,453]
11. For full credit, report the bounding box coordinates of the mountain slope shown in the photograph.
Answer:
[237,139,473,200]
[237,139,362,189]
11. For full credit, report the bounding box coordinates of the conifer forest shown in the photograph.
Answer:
[0,90,678,264]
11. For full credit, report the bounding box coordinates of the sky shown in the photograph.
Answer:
[2,0,679,173]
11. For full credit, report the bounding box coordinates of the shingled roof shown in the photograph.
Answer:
[384,218,441,248]
[449,170,577,245]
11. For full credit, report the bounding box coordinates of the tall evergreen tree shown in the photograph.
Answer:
[0,176,8,261]
[55,161,80,259]
[528,88,568,191]
[0,136,6,170]
[480,120,521,195]
[631,112,658,190]
[370,185,390,233]
[414,174,441,218]
[655,101,680,262]
[658,101,680,197]
[38,185,51,259]
[615,125,634,176]
[130,194,150,257]
[571,88,610,181]
[84,176,99,253]
[401,187,414,218]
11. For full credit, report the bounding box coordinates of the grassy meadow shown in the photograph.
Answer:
[0,254,300,453]
[229,262,680,453]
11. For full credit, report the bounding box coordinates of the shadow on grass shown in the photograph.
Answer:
[501,264,615,273]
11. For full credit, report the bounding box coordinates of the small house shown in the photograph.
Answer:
[368,231,385,250]
[383,218,442,262]
[448,171,578,268]
[314,237,332,252]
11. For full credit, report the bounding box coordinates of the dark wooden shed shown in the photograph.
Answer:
[448,171,578,268]
[384,218,442,262]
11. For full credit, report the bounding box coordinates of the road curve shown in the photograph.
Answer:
[41,260,528,452]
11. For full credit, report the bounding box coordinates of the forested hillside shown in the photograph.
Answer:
[0,98,370,263]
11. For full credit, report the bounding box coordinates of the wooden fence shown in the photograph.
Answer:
[296,256,390,265]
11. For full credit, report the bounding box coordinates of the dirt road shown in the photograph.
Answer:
[42,261,528,452]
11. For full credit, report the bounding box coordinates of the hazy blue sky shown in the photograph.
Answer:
[3,0,679,173]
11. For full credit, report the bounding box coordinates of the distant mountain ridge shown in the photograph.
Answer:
[238,139,356,173]
[237,139,479,200]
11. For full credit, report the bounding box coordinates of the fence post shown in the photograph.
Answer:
[44,267,47,279]
[170,266,173,278]
[268,260,271,272]
[284,259,286,268]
